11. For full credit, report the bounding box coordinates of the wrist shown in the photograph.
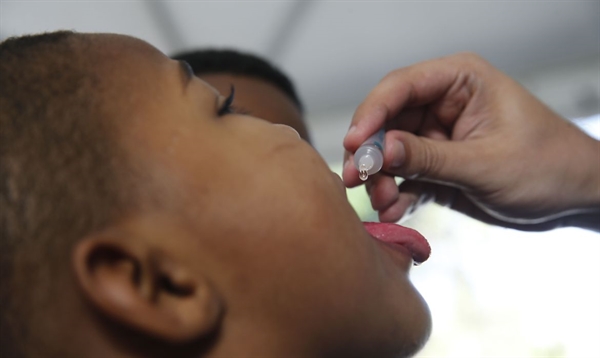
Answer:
[577,137,600,209]
[552,134,599,232]
[548,121,600,219]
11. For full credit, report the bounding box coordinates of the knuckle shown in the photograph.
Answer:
[454,52,491,71]
[456,51,482,63]
[417,142,445,179]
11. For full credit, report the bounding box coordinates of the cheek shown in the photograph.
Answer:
[174,124,402,305]
[194,161,372,282]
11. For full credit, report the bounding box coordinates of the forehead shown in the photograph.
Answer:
[89,33,164,61]
[81,34,179,113]
[83,34,170,87]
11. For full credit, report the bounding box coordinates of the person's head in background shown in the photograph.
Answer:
[172,49,310,142]
[1,31,430,357]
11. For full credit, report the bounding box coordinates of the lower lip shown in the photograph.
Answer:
[373,238,415,272]
[382,241,413,257]
[373,238,415,268]
[363,222,431,264]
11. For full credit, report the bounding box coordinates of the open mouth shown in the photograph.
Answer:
[363,222,431,264]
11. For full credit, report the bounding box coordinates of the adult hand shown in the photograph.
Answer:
[343,53,600,230]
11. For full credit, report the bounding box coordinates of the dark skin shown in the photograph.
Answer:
[33,34,431,357]
[199,73,310,142]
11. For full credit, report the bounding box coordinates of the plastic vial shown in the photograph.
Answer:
[354,129,384,181]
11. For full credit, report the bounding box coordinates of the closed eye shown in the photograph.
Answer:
[218,85,235,116]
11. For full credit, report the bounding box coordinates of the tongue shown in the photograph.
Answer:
[363,222,431,264]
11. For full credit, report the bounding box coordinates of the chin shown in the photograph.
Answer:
[398,302,432,357]
[386,293,432,358]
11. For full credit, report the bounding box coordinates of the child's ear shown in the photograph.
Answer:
[72,231,223,343]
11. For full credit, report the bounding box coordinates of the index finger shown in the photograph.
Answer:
[343,56,463,152]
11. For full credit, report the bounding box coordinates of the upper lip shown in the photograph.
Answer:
[331,172,348,198]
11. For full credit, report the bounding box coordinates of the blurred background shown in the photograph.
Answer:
[2,1,599,356]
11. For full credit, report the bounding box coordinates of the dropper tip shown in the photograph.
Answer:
[359,169,369,181]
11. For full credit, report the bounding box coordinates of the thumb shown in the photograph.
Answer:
[384,130,478,186]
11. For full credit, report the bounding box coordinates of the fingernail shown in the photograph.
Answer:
[398,200,417,224]
[343,157,353,172]
[389,140,405,169]
[346,125,357,136]
[408,200,418,214]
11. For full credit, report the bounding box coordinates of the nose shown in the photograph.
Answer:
[273,124,300,139]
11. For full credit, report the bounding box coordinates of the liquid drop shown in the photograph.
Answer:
[359,169,369,181]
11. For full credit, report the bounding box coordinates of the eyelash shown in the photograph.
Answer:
[218,85,235,116]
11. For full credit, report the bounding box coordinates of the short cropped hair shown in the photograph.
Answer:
[171,49,303,113]
[0,31,138,356]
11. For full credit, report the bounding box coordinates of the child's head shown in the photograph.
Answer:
[172,49,310,142]
[0,31,430,357]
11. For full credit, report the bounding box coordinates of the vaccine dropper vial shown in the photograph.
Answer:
[353,129,384,181]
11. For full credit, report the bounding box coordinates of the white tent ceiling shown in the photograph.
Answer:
[3,1,598,112]
[2,1,599,161]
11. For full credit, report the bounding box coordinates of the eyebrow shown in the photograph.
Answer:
[176,60,221,111]
[178,60,193,89]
